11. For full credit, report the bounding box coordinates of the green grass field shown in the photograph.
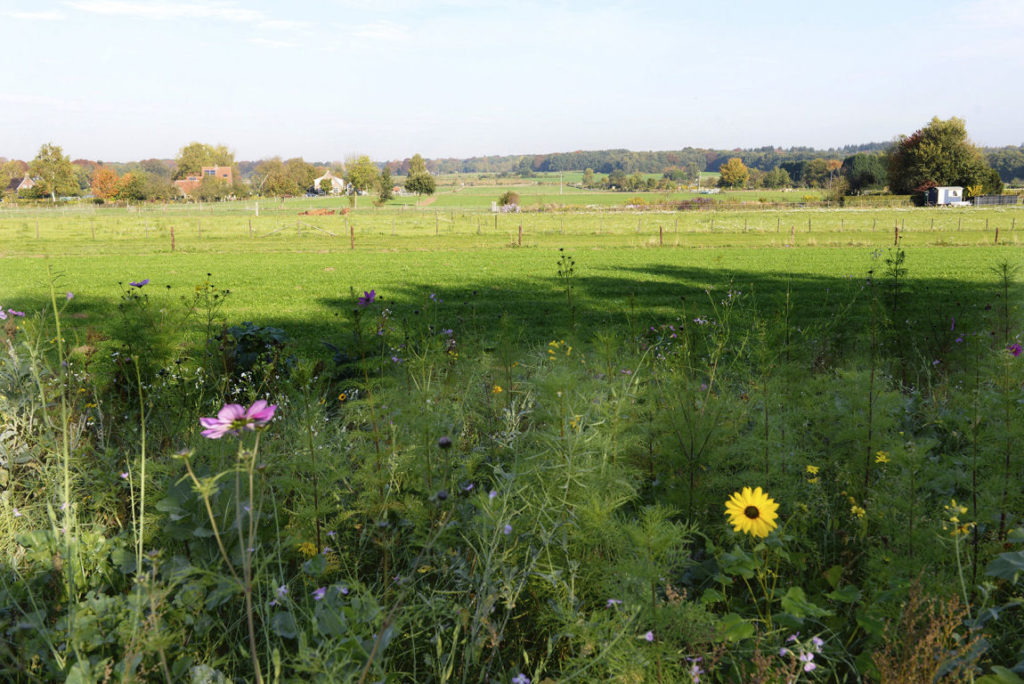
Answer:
[2,198,1023,682]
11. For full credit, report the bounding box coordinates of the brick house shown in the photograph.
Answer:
[174,165,233,195]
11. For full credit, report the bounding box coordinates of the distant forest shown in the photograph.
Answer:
[367,143,1024,184]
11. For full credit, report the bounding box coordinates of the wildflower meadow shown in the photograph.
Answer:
[1,204,1023,683]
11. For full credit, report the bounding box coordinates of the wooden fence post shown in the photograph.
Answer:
[170,226,175,252]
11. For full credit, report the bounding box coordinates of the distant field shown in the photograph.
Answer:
[1,198,1020,354]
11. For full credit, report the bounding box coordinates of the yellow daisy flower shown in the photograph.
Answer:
[806,465,819,475]
[725,487,780,538]
[875,450,890,464]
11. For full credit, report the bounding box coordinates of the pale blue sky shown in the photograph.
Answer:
[1,0,1021,162]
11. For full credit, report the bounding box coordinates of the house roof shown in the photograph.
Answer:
[4,178,20,192]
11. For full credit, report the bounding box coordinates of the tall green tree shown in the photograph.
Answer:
[345,156,380,193]
[29,143,77,201]
[174,142,235,179]
[405,171,436,196]
[252,157,301,197]
[761,166,792,189]
[378,167,394,204]
[887,116,1001,195]
[718,157,749,188]
[285,158,317,192]
[408,153,427,176]
[841,153,887,194]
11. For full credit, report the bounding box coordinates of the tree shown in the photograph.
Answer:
[405,172,436,196]
[377,167,393,204]
[718,157,749,188]
[284,158,317,192]
[253,158,301,197]
[841,153,887,194]
[91,166,121,201]
[174,142,234,179]
[761,166,792,189]
[408,153,427,176]
[115,172,148,202]
[582,168,595,187]
[888,116,1001,196]
[29,143,78,201]
[345,155,380,193]
[1,160,26,191]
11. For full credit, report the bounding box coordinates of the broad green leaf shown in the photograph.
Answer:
[977,666,1024,684]
[271,611,298,639]
[823,564,843,589]
[303,554,327,576]
[780,586,833,618]
[984,550,1024,583]
[719,613,754,642]
[826,584,862,603]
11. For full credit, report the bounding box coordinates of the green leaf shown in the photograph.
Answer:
[719,613,754,642]
[315,605,348,638]
[823,564,843,589]
[984,550,1024,583]
[303,554,327,577]
[856,611,886,639]
[977,666,1024,684]
[271,611,298,639]
[780,586,833,618]
[720,546,757,579]
[826,584,862,603]
[700,588,725,605]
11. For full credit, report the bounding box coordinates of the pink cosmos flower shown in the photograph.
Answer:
[200,400,277,439]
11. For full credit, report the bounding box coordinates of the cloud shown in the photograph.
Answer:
[2,10,66,20]
[64,1,308,31]
[351,21,410,41]
[249,37,297,49]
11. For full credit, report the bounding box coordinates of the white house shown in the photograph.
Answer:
[314,171,346,195]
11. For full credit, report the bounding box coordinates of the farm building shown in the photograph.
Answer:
[926,186,970,206]
[4,175,36,194]
[174,166,234,195]
[314,170,346,195]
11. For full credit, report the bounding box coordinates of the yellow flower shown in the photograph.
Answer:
[492,385,503,394]
[875,450,890,464]
[851,505,866,519]
[806,465,819,475]
[296,542,317,558]
[807,477,819,484]
[725,487,780,538]
[338,393,347,402]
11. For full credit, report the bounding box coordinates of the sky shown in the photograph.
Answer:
[1,0,1022,163]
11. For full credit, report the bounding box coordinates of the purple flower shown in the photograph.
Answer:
[512,674,530,684]
[322,547,332,554]
[12,508,21,517]
[340,585,349,595]
[6,309,24,317]
[66,292,74,300]
[312,587,326,601]
[120,472,129,480]
[503,524,513,535]
[644,630,655,642]
[1009,343,1022,357]
[780,647,790,657]
[276,585,289,599]
[129,279,149,288]
[0,310,6,321]
[199,399,277,439]
[357,289,376,307]
[489,490,498,500]
[689,661,703,682]
[811,636,824,652]
[955,336,964,343]
[950,316,956,331]
[606,598,623,607]
[327,530,336,538]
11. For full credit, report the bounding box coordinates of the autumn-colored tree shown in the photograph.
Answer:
[718,157,749,188]
[91,166,121,201]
